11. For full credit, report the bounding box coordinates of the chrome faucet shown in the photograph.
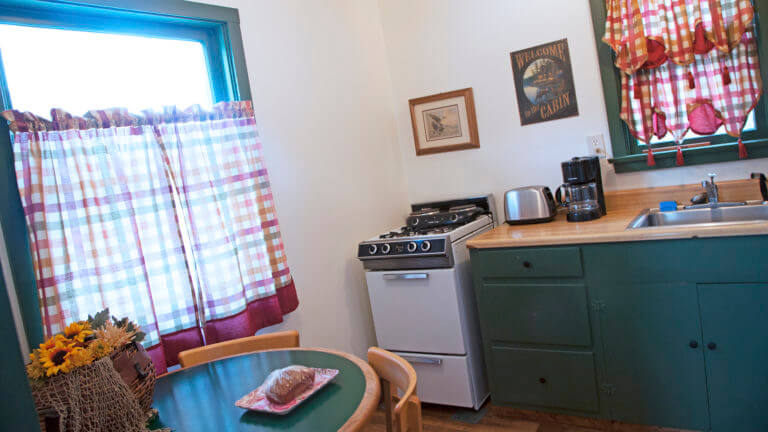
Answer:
[685,173,748,209]
[702,173,718,204]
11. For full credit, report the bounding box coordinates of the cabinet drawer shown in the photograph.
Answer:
[477,283,591,346]
[473,247,582,279]
[490,347,599,412]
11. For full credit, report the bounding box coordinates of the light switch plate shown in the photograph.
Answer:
[587,134,606,157]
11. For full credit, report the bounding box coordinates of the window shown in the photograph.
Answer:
[589,0,768,172]
[0,24,214,114]
[0,0,252,351]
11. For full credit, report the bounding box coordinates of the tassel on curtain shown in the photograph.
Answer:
[2,102,298,373]
[604,0,762,163]
[739,137,748,158]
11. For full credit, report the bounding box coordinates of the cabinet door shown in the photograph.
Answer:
[597,282,708,430]
[698,284,768,432]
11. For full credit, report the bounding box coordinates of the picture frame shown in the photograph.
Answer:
[510,38,578,126]
[408,88,480,156]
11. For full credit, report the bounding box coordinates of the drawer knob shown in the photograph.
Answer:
[689,340,699,349]
[538,377,546,384]
[707,342,717,350]
[523,261,532,268]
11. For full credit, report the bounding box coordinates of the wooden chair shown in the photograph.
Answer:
[178,330,300,368]
[367,347,422,432]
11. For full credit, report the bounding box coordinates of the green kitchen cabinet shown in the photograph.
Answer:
[470,235,768,431]
[698,284,768,432]
[476,282,592,347]
[472,248,603,417]
[595,282,708,430]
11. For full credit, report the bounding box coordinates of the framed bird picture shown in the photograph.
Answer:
[408,88,480,156]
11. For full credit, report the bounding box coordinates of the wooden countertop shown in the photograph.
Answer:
[468,179,768,249]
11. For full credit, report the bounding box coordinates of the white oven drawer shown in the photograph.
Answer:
[394,351,476,408]
[366,268,466,354]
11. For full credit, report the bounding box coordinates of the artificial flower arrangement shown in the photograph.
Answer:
[26,309,145,379]
[25,309,164,432]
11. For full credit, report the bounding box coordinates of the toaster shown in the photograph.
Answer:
[504,186,557,224]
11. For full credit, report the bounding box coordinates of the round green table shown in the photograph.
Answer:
[149,348,380,431]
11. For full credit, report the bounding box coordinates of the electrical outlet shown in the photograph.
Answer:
[587,134,606,157]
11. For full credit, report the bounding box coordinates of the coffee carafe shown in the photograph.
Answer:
[555,156,607,222]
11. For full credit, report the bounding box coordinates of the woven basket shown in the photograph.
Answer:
[31,357,148,432]
[110,342,156,412]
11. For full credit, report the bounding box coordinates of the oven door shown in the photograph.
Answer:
[366,268,466,355]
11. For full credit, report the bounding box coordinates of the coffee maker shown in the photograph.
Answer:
[556,156,607,222]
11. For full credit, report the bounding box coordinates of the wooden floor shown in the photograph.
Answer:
[362,403,694,432]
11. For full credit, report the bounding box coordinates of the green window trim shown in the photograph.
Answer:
[0,0,252,350]
[589,0,768,173]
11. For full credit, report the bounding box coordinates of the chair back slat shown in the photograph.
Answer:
[178,330,299,368]
[367,347,422,432]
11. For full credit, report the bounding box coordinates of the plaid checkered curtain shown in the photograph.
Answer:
[154,102,296,344]
[602,0,762,165]
[2,110,200,361]
[620,25,762,143]
[2,102,298,373]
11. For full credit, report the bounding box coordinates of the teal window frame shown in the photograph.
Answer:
[589,0,768,173]
[0,0,252,350]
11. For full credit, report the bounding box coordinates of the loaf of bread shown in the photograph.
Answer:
[263,365,316,404]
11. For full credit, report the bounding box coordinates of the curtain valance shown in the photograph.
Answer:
[603,0,762,165]
[604,0,754,74]
[3,101,255,133]
[620,26,761,143]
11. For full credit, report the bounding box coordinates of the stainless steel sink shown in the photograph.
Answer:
[627,203,768,229]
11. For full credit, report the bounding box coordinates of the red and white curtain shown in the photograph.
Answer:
[2,102,298,373]
[603,0,762,165]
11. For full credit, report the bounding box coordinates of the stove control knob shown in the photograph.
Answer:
[368,244,378,255]
[407,241,418,253]
[410,217,419,226]
[381,243,391,254]
[420,240,431,252]
[450,213,459,222]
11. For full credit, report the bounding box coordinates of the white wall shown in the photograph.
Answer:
[378,0,768,215]
[191,0,768,357]
[197,0,409,357]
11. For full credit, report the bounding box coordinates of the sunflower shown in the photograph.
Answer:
[63,321,94,344]
[87,339,114,359]
[67,346,94,368]
[26,352,45,380]
[41,341,78,376]
[38,334,66,351]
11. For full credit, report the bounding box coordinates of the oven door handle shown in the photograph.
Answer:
[382,273,429,280]
[400,355,442,365]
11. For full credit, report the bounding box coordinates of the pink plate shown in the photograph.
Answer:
[235,368,340,415]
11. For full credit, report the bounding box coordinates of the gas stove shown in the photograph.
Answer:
[356,196,495,270]
[358,195,495,409]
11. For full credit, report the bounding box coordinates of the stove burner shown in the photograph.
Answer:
[409,208,439,217]
[423,226,453,234]
[378,225,458,239]
[379,228,416,239]
[405,204,483,231]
